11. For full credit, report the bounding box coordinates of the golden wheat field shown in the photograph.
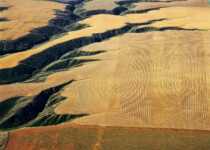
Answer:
[54,30,210,130]
[0,0,210,149]
[0,7,210,69]
[132,0,209,11]
[83,0,120,10]
[0,0,65,40]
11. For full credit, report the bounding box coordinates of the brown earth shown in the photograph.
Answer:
[0,0,210,134]
[5,124,210,150]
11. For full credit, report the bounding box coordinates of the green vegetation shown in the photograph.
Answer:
[65,23,89,31]
[0,18,202,85]
[0,0,207,136]
[0,7,8,12]
[0,132,8,150]
[0,80,87,131]
[0,0,130,55]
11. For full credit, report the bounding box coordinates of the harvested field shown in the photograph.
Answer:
[53,30,210,130]
[0,7,210,69]
[5,124,210,150]
[132,0,209,11]
[0,29,209,131]
[83,0,120,10]
[0,0,210,149]
[0,0,65,40]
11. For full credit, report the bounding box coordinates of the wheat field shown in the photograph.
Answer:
[1,0,210,149]
[0,0,65,40]
[53,30,210,130]
[0,6,209,130]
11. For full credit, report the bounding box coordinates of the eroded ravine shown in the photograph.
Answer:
[0,1,210,149]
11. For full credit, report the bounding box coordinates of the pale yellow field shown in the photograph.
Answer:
[83,0,121,10]
[132,0,208,11]
[72,113,146,127]
[53,30,210,130]
[0,7,210,70]
[0,0,65,40]
[0,3,210,131]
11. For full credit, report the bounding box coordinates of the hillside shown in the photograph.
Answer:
[0,0,210,149]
